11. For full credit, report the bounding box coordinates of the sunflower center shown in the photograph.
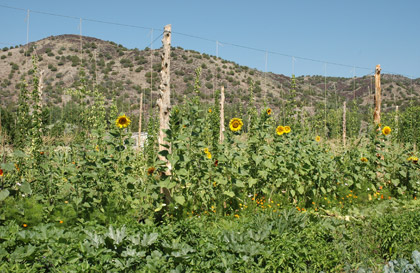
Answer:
[119,118,127,124]
[232,122,239,128]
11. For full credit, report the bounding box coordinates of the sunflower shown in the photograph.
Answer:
[207,152,212,159]
[360,157,368,162]
[407,156,419,163]
[315,136,321,142]
[204,148,209,154]
[266,108,272,115]
[115,114,131,128]
[382,126,391,136]
[284,126,291,134]
[147,167,156,175]
[276,126,285,136]
[229,118,243,132]
[208,108,212,113]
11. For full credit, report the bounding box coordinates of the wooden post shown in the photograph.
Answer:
[219,86,225,143]
[342,101,346,147]
[395,105,399,138]
[373,64,381,125]
[157,24,172,204]
[138,92,143,149]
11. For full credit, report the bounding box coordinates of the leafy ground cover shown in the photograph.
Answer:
[0,200,419,272]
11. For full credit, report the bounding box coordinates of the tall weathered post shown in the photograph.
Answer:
[157,24,172,203]
[138,92,143,149]
[342,101,346,147]
[373,65,381,125]
[219,86,225,143]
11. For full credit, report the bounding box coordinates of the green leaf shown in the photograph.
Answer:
[0,189,9,201]
[223,191,235,198]
[141,233,158,247]
[391,179,400,187]
[399,170,407,178]
[297,185,304,195]
[13,150,27,158]
[248,178,258,187]
[0,163,14,172]
[20,181,32,195]
[174,195,185,205]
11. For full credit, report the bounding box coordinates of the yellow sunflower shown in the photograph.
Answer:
[204,148,209,154]
[266,108,272,115]
[360,157,368,162]
[115,114,131,128]
[276,126,285,136]
[229,118,243,132]
[147,167,156,175]
[382,126,391,135]
[315,136,321,142]
[208,108,212,113]
[207,152,212,159]
[407,156,418,163]
[284,126,291,134]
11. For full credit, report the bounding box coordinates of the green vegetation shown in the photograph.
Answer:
[0,43,420,272]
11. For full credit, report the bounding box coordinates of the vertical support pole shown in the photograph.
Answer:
[219,86,225,143]
[138,92,143,148]
[150,28,154,109]
[157,24,172,170]
[343,101,346,147]
[157,24,172,204]
[395,105,399,139]
[373,64,382,125]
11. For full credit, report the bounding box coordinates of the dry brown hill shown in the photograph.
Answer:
[1,34,419,115]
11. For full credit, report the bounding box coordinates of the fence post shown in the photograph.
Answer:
[343,101,346,147]
[157,24,172,203]
[219,86,225,143]
[395,105,399,139]
[373,64,381,125]
[138,92,143,149]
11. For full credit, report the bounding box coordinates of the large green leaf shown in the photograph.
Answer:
[20,182,32,195]
[0,189,9,201]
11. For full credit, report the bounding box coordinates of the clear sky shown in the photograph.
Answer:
[1,0,419,78]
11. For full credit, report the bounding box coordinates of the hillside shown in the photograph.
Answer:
[1,34,419,115]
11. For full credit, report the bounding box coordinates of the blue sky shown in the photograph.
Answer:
[1,0,419,78]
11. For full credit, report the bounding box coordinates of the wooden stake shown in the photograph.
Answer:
[342,101,346,147]
[157,24,171,163]
[157,24,172,203]
[373,64,381,125]
[219,86,225,143]
[395,105,399,138]
[138,92,143,149]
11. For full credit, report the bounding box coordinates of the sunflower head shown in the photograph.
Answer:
[208,108,212,113]
[315,136,321,142]
[276,126,285,136]
[115,114,131,129]
[229,118,243,132]
[266,108,272,115]
[407,156,419,163]
[207,152,212,159]
[360,157,368,162]
[284,126,291,134]
[382,126,391,136]
[147,167,156,175]
[203,148,209,154]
